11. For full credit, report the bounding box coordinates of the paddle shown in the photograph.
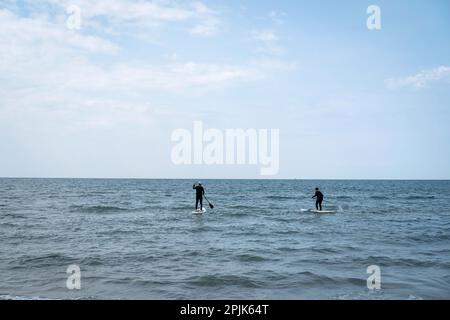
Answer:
[204,195,214,209]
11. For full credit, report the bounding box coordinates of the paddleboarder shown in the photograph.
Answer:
[312,187,324,211]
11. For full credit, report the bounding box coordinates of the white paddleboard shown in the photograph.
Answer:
[192,208,206,214]
[310,209,336,214]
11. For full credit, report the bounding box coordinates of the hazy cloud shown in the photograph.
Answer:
[250,29,284,55]
[386,66,450,89]
[7,0,221,38]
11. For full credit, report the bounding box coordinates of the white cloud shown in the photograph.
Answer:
[107,61,257,92]
[0,4,295,134]
[250,29,284,55]
[386,66,450,90]
[0,7,295,127]
[0,9,119,54]
[5,0,220,38]
[188,1,219,36]
[268,10,287,24]
[250,59,297,73]
[252,30,278,42]
[63,0,192,21]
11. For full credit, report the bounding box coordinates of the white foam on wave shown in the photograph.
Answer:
[0,294,54,300]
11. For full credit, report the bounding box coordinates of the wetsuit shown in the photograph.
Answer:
[312,190,324,211]
[193,184,205,210]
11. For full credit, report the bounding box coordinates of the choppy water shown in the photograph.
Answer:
[0,178,449,300]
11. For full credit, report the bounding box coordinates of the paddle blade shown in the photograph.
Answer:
[209,203,214,209]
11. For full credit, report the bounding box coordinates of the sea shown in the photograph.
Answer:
[0,178,449,300]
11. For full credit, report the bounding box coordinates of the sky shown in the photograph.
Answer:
[0,0,449,179]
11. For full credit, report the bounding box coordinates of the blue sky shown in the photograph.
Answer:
[0,0,449,179]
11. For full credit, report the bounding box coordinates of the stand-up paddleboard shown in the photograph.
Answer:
[310,209,336,214]
[192,208,206,214]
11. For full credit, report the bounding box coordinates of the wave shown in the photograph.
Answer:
[370,195,389,200]
[403,195,435,200]
[80,256,105,266]
[103,278,170,287]
[311,247,343,254]
[235,253,271,262]
[223,211,249,217]
[69,204,154,214]
[186,274,263,288]
[265,195,297,200]
[2,213,27,219]
[370,194,436,200]
[257,271,366,288]
[228,205,258,210]
[354,255,443,268]
[407,233,450,243]
[0,222,18,227]
[0,294,96,300]
[276,246,300,252]
[296,271,366,287]
[8,253,75,269]
[0,295,54,300]
[335,196,353,200]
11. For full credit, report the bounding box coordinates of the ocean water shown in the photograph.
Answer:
[0,178,449,300]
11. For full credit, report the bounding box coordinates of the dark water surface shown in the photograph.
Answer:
[1,179,449,299]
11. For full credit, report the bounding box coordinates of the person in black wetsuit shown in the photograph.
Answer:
[312,187,324,211]
[193,182,205,211]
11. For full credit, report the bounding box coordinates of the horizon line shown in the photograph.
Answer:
[1,176,449,181]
